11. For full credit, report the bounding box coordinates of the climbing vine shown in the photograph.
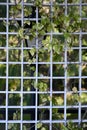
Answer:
[1,0,87,130]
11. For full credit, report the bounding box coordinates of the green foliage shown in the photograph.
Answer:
[8,123,20,130]
[1,0,87,130]
[34,0,43,7]
[0,64,6,76]
[37,122,43,129]
[9,3,22,18]
[67,122,83,130]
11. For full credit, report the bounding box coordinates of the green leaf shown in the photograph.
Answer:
[23,125,27,130]
[61,124,68,130]
[18,28,24,39]
[41,127,46,130]
[8,124,13,129]
[30,48,36,56]
[37,122,42,128]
